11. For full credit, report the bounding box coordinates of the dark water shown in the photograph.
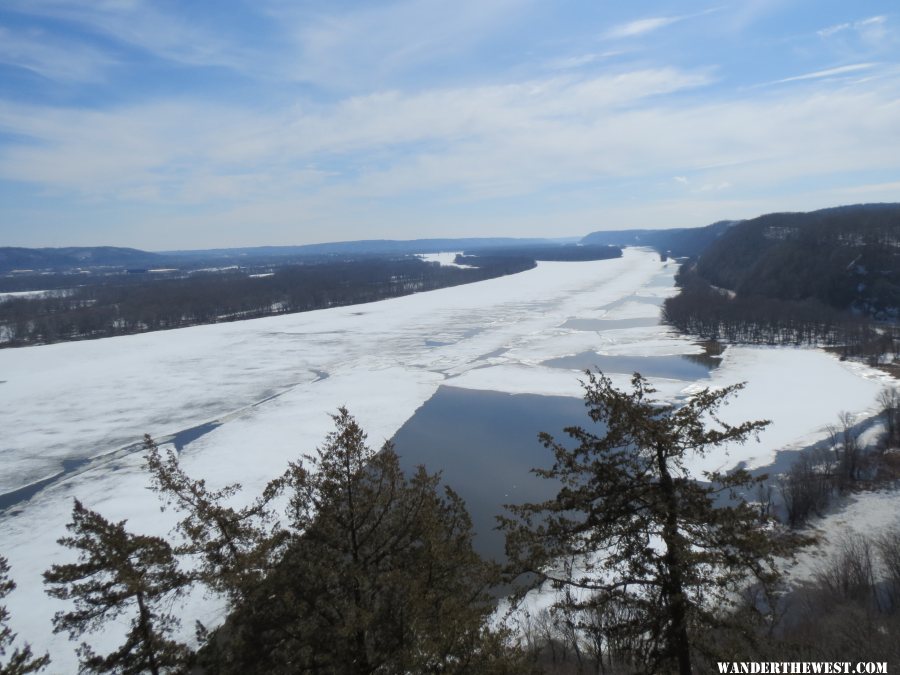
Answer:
[542,352,716,380]
[562,317,659,331]
[0,458,92,512]
[171,421,221,452]
[392,386,598,560]
[0,420,225,513]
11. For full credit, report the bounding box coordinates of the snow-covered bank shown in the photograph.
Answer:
[686,347,890,476]
[787,488,900,585]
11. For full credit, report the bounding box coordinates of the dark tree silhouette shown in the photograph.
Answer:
[200,408,521,673]
[502,372,804,674]
[144,436,284,607]
[43,500,191,675]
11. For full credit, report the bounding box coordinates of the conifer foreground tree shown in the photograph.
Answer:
[0,556,48,674]
[200,408,522,674]
[43,500,191,675]
[143,435,284,607]
[502,372,802,675]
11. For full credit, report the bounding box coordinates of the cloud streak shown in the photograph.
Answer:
[3,0,255,71]
[267,0,531,89]
[2,62,899,244]
[772,63,879,84]
[0,25,117,82]
[605,16,682,39]
[817,14,893,48]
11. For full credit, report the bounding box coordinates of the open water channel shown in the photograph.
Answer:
[392,314,719,559]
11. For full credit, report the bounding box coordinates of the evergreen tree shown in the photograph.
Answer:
[43,500,191,675]
[0,556,48,675]
[201,408,521,673]
[143,435,283,605]
[502,372,803,674]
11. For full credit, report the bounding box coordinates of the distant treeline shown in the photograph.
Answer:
[461,244,622,262]
[662,204,900,363]
[663,265,898,362]
[0,256,534,347]
[0,237,586,275]
[0,245,159,274]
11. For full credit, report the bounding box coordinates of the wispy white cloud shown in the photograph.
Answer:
[859,16,887,27]
[0,66,714,202]
[544,51,622,71]
[2,64,898,230]
[605,16,681,40]
[604,7,724,41]
[818,15,891,43]
[3,0,252,70]
[267,0,530,89]
[856,15,891,47]
[772,62,878,84]
[817,23,850,39]
[0,25,115,81]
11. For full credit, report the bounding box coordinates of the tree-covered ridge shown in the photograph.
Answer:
[580,220,736,259]
[695,203,900,319]
[0,247,161,274]
[0,256,536,347]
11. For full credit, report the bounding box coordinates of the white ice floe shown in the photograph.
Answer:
[687,347,890,476]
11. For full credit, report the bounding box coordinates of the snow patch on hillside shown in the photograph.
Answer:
[416,251,473,268]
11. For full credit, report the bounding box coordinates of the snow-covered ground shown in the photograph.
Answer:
[0,247,893,670]
[0,289,72,302]
[787,486,900,584]
[416,251,474,267]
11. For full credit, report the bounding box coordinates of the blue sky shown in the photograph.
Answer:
[0,0,898,249]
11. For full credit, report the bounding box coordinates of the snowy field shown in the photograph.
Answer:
[0,247,893,669]
[0,289,72,302]
[416,250,474,267]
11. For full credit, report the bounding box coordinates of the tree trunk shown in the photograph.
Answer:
[656,446,692,675]
[135,591,161,675]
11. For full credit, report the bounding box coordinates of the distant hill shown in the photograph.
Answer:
[580,220,737,258]
[695,203,900,319]
[0,246,162,273]
[0,237,585,274]
[161,237,576,259]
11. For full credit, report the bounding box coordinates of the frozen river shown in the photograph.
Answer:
[0,247,890,669]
